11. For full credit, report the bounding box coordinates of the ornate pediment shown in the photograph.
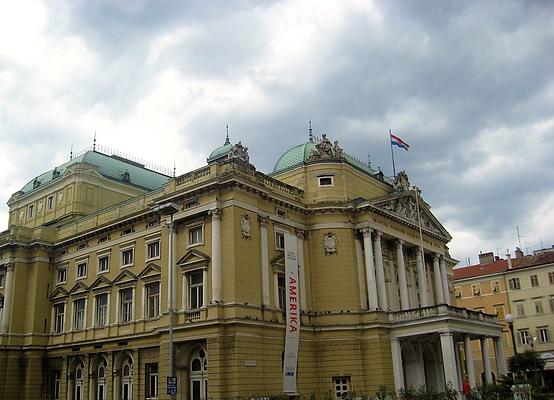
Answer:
[113,270,137,285]
[138,263,161,279]
[371,193,450,239]
[48,286,69,300]
[270,254,285,272]
[90,276,112,291]
[177,249,210,272]
[68,281,90,296]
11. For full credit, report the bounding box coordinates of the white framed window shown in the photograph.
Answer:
[147,218,159,228]
[530,275,539,287]
[332,376,351,399]
[95,293,109,327]
[318,175,334,187]
[57,268,67,284]
[122,226,134,236]
[509,277,521,290]
[27,204,34,219]
[549,271,554,284]
[52,370,61,400]
[47,195,54,211]
[538,327,550,343]
[471,283,481,296]
[535,299,544,314]
[454,286,462,299]
[146,363,159,399]
[73,298,86,330]
[516,301,525,317]
[188,224,204,247]
[53,302,65,333]
[277,272,286,309]
[97,254,110,274]
[491,280,500,293]
[146,282,160,319]
[146,240,160,261]
[518,329,530,345]
[550,296,554,312]
[120,288,133,323]
[188,271,204,309]
[76,261,87,279]
[121,246,134,268]
[275,231,285,250]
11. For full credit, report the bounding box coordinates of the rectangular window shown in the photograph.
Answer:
[146,363,159,399]
[332,376,351,400]
[28,204,34,219]
[518,329,530,345]
[121,248,134,268]
[53,303,65,333]
[277,272,286,309]
[188,225,203,246]
[76,262,87,279]
[52,370,61,400]
[122,226,134,236]
[57,268,67,284]
[491,280,500,293]
[98,255,109,273]
[509,277,521,290]
[146,282,160,318]
[530,275,539,287]
[147,240,160,260]
[120,288,133,323]
[494,304,505,320]
[539,327,550,343]
[77,242,88,250]
[73,299,85,330]
[549,271,554,284]
[275,231,285,250]
[147,219,159,228]
[550,296,554,312]
[516,302,525,317]
[188,271,204,309]
[0,273,4,289]
[535,299,544,314]
[47,195,54,211]
[95,293,108,327]
[318,175,334,187]
[454,286,462,299]
[472,283,481,296]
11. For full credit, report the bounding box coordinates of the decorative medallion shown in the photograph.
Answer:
[323,232,337,255]
[240,214,252,239]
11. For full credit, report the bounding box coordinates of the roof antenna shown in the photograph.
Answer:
[225,124,230,145]
[367,154,372,168]
[70,144,73,160]
[93,131,97,151]
[308,120,313,142]
[173,160,176,178]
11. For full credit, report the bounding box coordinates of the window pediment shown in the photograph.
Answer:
[68,281,90,296]
[177,249,210,272]
[113,270,138,286]
[90,276,113,291]
[49,286,69,300]
[138,263,161,279]
[271,254,285,273]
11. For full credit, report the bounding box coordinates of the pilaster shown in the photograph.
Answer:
[361,229,378,310]
[373,231,388,310]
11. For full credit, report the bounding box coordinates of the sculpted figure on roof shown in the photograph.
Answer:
[308,134,343,161]
[228,141,249,163]
[393,170,410,192]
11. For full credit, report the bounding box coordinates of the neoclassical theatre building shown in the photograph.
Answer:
[0,134,504,400]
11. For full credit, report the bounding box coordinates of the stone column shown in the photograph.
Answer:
[373,231,388,310]
[361,229,378,310]
[464,335,476,388]
[396,240,410,310]
[296,229,307,312]
[259,216,270,307]
[440,332,460,390]
[494,336,508,376]
[391,338,405,391]
[210,208,222,303]
[481,337,493,384]
[416,248,429,307]
[1,263,14,333]
[440,256,450,305]
[433,255,445,305]
[355,238,368,311]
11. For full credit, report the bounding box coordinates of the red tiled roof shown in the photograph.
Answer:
[454,250,554,280]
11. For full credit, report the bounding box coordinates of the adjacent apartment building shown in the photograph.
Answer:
[454,249,554,387]
[0,134,503,400]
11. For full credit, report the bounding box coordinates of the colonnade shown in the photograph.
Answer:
[360,228,450,311]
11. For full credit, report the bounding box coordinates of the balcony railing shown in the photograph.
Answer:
[389,304,498,324]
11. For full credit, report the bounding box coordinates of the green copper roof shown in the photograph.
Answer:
[20,151,171,194]
[207,135,232,163]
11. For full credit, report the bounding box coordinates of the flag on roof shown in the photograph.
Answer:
[390,133,410,151]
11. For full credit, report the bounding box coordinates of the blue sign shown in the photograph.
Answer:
[167,376,177,395]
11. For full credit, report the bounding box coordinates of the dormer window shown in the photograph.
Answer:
[121,171,130,182]
[318,175,334,187]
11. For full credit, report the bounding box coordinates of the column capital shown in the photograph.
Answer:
[295,228,305,240]
[374,230,383,239]
[396,239,404,247]
[360,228,373,238]
[3,263,14,271]
[209,208,222,220]
[258,215,269,226]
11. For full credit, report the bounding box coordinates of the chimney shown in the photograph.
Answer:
[506,249,512,269]
[479,252,495,265]
[515,247,524,258]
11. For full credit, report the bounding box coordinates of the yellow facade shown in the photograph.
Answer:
[0,137,502,399]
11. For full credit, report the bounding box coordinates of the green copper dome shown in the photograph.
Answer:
[272,141,317,173]
[207,135,232,163]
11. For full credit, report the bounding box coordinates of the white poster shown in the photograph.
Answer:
[283,233,300,394]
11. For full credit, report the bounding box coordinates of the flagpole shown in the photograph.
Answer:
[389,129,396,178]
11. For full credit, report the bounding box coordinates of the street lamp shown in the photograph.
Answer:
[153,202,180,397]
[505,313,518,355]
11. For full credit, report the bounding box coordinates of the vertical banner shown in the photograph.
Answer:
[283,233,300,394]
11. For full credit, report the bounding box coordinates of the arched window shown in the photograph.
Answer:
[121,358,133,400]
[97,359,107,400]
[74,361,84,400]
[190,348,208,400]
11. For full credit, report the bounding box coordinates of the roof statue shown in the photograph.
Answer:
[228,141,249,163]
[308,134,343,161]
[393,170,410,192]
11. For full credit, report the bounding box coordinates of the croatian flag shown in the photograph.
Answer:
[390,133,410,151]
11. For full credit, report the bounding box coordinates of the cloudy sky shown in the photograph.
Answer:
[1,0,553,265]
